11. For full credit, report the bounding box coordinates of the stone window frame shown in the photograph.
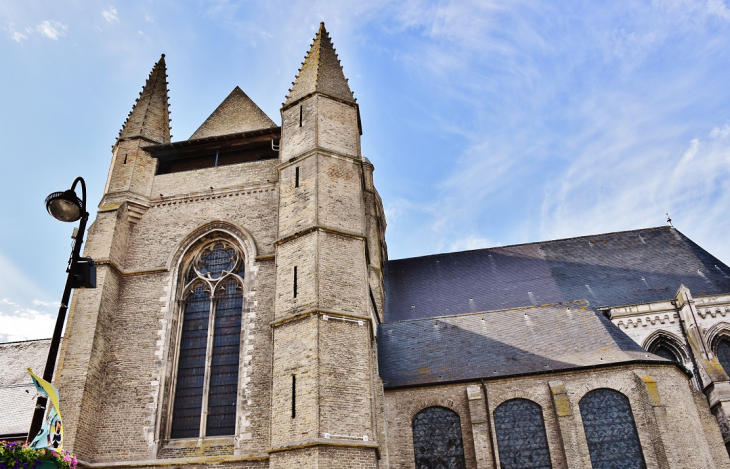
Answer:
[411,405,467,469]
[169,240,246,439]
[492,398,552,469]
[707,323,730,377]
[155,224,258,450]
[642,330,690,365]
[577,387,648,469]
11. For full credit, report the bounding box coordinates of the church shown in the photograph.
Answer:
[3,23,730,468]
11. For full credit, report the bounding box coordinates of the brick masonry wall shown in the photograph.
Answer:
[278,157,317,239]
[151,159,278,197]
[316,97,360,159]
[271,316,320,445]
[317,233,367,315]
[382,364,730,469]
[316,154,364,235]
[280,98,317,162]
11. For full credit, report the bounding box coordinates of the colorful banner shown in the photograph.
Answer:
[27,368,64,451]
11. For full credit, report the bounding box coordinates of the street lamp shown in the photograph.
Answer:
[28,176,96,443]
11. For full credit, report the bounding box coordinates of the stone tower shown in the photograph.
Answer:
[53,24,387,468]
[269,23,385,467]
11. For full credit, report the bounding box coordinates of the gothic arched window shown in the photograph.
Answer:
[652,344,679,362]
[716,337,730,373]
[170,242,245,439]
[579,389,646,469]
[494,399,552,469]
[412,406,466,469]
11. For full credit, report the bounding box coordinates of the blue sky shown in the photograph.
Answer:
[1,0,729,342]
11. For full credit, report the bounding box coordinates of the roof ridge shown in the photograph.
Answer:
[189,86,276,139]
[388,226,676,263]
[381,300,591,324]
[0,338,52,345]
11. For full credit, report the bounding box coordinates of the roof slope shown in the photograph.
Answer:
[190,86,277,140]
[378,302,666,388]
[384,227,730,322]
[284,22,355,107]
[0,339,51,436]
[118,54,171,144]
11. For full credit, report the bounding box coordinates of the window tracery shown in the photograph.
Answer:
[579,389,646,469]
[494,399,552,469]
[412,406,466,469]
[170,242,245,439]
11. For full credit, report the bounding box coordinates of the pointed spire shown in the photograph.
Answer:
[284,22,355,108]
[118,54,171,144]
[190,86,277,140]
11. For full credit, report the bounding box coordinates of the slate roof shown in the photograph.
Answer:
[0,339,51,436]
[384,226,730,322]
[284,23,355,107]
[378,302,667,388]
[190,86,277,140]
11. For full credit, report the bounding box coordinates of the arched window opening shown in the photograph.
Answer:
[653,344,679,362]
[412,406,466,469]
[494,399,552,469]
[170,242,245,439]
[579,389,646,469]
[716,337,730,373]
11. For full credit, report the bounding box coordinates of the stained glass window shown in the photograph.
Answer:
[717,338,730,373]
[171,242,244,439]
[579,389,646,469]
[653,344,678,362]
[494,399,552,469]
[412,406,466,469]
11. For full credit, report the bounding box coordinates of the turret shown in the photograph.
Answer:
[102,55,171,204]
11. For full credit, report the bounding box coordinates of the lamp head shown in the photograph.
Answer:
[45,189,83,222]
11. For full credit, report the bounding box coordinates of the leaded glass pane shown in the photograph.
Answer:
[717,339,730,373]
[579,389,646,469]
[494,399,552,469]
[206,279,243,436]
[198,243,236,279]
[412,406,466,469]
[653,344,678,362]
[171,284,210,438]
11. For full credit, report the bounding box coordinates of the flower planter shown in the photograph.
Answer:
[38,460,61,469]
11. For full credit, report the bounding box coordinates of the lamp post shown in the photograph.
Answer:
[28,176,95,443]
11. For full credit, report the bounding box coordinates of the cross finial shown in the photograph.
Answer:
[666,212,673,227]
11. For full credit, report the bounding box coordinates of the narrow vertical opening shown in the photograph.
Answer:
[295,167,300,187]
[214,150,219,167]
[123,153,128,164]
[291,375,296,418]
[293,266,298,298]
[299,105,303,127]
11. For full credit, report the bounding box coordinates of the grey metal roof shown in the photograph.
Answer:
[0,339,51,436]
[384,227,730,322]
[378,302,666,388]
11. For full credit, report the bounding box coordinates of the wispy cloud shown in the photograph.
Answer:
[35,20,68,40]
[4,23,28,42]
[102,6,119,24]
[0,304,55,342]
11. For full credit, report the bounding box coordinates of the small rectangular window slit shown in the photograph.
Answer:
[291,375,296,418]
[123,153,128,164]
[299,105,303,127]
[295,167,300,187]
[293,266,298,298]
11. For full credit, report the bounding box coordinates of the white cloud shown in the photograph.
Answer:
[35,20,68,40]
[707,0,730,20]
[4,23,28,42]
[448,235,495,252]
[31,299,58,308]
[0,306,55,342]
[145,14,154,24]
[710,124,730,139]
[102,6,119,24]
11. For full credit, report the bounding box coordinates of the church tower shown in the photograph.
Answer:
[269,23,384,467]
